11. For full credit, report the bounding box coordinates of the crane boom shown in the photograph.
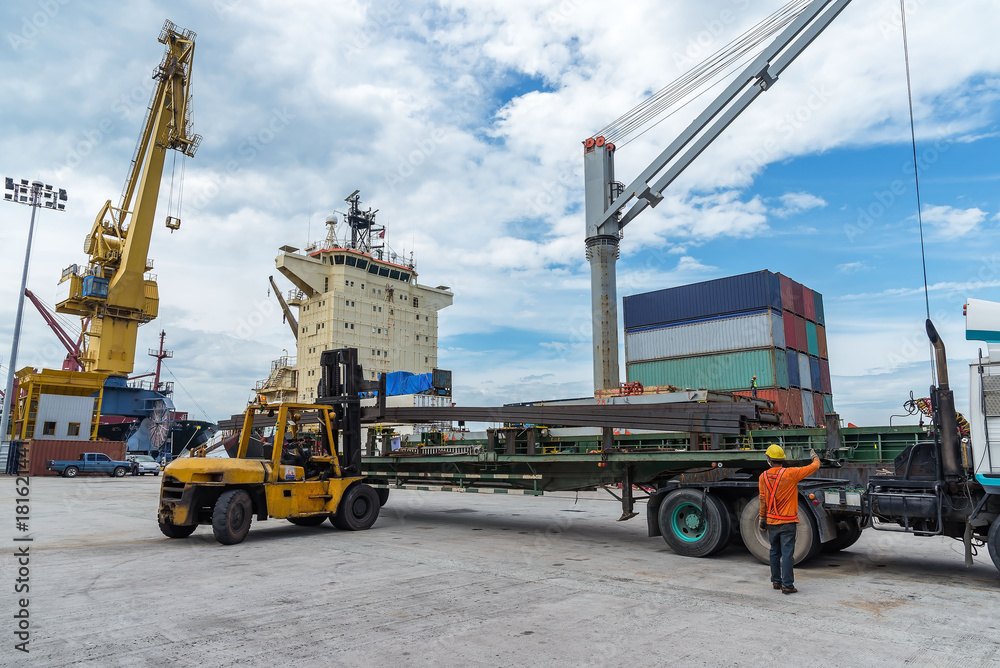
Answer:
[56,20,202,377]
[584,0,852,394]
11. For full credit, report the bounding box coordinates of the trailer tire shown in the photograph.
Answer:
[63,466,78,478]
[288,515,327,527]
[821,517,863,553]
[159,522,196,539]
[657,489,730,557]
[334,483,380,531]
[212,489,253,545]
[739,497,820,565]
[988,518,1000,573]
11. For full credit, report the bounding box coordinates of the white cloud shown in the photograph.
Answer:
[773,192,827,218]
[837,261,867,274]
[922,204,988,236]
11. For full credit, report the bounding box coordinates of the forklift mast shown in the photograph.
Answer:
[316,348,385,476]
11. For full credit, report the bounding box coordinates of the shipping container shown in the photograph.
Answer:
[733,388,798,427]
[823,394,834,415]
[624,310,785,363]
[779,274,795,314]
[798,353,812,391]
[803,285,816,321]
[625,348,789,392]
[792,283,805,315]
[814,391,825,424]
[623,270,782,330]
[806,321,819,357]
[787,350,801,387]
[819,358,832,394]
[787,388,804,426]
[794,316,808,354]
[801,390,816,427]
[813,291,825,326]
[817,323,828,359]
[23,439,127,476]
[810,356,822,390]
[782,311,797,350]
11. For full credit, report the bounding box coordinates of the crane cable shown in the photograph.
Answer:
[594,0,810,146]
[898,0,936,385]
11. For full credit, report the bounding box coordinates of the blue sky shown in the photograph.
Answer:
[1,0,999,427]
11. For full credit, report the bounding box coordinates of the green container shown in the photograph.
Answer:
[806,321,819,357]
[626,348,789,391]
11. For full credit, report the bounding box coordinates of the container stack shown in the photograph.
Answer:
[623,270,832,427]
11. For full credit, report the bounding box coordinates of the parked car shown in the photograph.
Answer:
[126,455,161,476]
[47,453,132,478]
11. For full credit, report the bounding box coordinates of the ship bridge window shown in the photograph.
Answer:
[389,269,400,280]
[334,255,345,265]
[346,256,357,267]
[399,273,410,283]
[378,267,390,277]
[368,264,379,275]
[357,260,368,270]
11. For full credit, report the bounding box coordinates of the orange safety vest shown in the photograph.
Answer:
[758,458,820,525]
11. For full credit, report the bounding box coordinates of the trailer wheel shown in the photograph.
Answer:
[333,483,380,531]
[821,517,863,553]
[212,489,253,545]
[288,515,327,527]
[159,522,197,539]
[63,466,78,478]
[988,518,1000,573]
[657,489,730,557]
[739,497,820,565]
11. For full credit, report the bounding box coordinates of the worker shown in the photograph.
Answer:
[758,444,820,594]
[750,375,758,398]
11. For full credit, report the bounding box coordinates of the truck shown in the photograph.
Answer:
[157,349,385,544]
[47,453,132,478]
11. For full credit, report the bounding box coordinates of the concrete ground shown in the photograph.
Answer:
[3,476,1000,667]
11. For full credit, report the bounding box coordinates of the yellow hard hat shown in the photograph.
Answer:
[765,444,785,460]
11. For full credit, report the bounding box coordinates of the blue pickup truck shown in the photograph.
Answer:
[47,453,132,478]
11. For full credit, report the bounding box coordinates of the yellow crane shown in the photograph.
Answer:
[56,20,201,376]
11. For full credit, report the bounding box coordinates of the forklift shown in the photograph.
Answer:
[157,349,385,545]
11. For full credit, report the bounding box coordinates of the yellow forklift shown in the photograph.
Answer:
[157,349,385,544]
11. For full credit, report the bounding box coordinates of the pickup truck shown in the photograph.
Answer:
[47,453,132,478]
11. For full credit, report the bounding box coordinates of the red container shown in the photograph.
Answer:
[819,359,832,394]
[24,439,127,476]
[802,285,816,321]
[817,324,829,359]
[787,388,804,426]
[779,274,795,313]
[735,389,792,427]
[783,311,797,350]
[794,316,808,353]
[814,392,825,424]
[792,283,805,315]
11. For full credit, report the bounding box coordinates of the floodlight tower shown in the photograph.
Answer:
[0,178,67,444]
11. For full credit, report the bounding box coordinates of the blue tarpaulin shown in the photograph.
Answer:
[384,371,433,396]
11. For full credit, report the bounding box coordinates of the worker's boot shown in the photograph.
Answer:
[781,586,798,594]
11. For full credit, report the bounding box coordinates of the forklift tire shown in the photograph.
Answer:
[376,487,390,507]
[288,515,327,527]
[212,489,253,545]
[821,517,863,553]
[988,518,1000,573]
[159,522,197,539]
[333,483,380,531]
[739,497,819,565]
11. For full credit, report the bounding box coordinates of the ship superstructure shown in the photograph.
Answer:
[266,191,453,402]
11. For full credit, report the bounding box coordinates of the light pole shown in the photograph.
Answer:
[0,178,67,445]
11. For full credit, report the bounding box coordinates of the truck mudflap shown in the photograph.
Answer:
[646,479,842,543]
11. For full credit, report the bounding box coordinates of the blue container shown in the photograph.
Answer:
[624,270,783,331]
[810,356,822,391]
[787,350,801,388]
[813,291,825,326]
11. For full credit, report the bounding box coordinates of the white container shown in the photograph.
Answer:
[625,310,785,364]
[798,353,812,391]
